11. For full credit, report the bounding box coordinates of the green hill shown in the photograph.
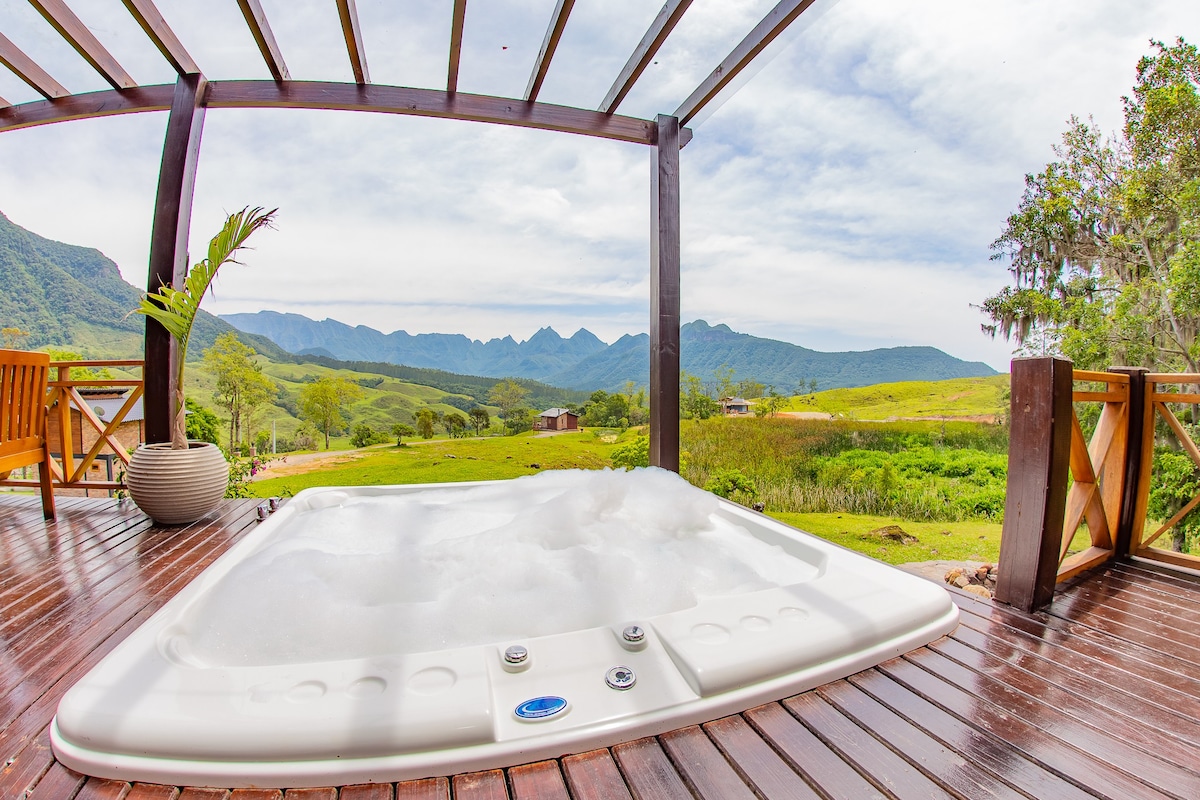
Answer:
[0,210,288,359]
[785,375,1010,420]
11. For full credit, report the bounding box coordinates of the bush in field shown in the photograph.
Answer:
[350,423,389,448]
[611,435,649,468]
[704,468,757,506]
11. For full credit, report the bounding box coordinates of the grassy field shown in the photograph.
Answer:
[784,375,1008,420]
[769,511,1002,565]
[249,431,619,497]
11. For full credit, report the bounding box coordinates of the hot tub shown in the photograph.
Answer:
[51,468,958,788]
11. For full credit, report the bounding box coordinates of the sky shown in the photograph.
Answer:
[2,0,1199,373]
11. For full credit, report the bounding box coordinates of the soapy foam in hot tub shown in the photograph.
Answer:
[181,469,817,666]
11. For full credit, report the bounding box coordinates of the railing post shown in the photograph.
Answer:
[995,357,1074,613]
[1108,366,1148,557]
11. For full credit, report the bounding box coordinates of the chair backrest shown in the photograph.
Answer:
[0,349,51,469]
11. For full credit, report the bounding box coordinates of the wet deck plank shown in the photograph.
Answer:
[3,497,1200,799]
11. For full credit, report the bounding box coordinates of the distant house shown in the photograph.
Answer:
[534,408,579,431]
[720,397,752,415]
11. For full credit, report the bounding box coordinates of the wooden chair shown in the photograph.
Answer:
[0,349,56,520]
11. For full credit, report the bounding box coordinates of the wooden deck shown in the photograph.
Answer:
[3,495,1200,799]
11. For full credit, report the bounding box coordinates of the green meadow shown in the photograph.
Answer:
[249,432,616,496]
[784,375,1008,420]
[244,375,1012,565]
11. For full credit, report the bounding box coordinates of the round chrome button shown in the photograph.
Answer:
[622,625,645,643]
[606,666,636,690]
[504,645,528,664]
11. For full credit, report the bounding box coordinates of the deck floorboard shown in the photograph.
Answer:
[3,497,1200,799]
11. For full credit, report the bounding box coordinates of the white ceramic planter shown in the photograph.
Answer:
[127,442,229,525]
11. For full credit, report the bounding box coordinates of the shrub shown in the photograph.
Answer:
[611,435,649,468]
[704,468,757,504]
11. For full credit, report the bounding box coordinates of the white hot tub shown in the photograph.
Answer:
[51,468,958,788]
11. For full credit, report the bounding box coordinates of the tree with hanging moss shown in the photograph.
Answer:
[981,38,1200,372]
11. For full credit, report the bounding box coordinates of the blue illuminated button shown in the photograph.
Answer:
[514,696,568,720]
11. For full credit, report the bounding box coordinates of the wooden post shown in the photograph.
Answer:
[649,114,680,471]
[1109,366,1148,557]
[144,72,206,444]
[995,357,1073,613]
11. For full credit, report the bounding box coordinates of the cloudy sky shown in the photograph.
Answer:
[2,0,1199,373]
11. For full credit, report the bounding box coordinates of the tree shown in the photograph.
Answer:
[391,422,416,445]
[505,406,532,434]
[714,365,736,399]
[298,376,364,449]
[443,412,468,438]
[981,38,1200,372]
[414,407,437,439]
[736,379,765,400]
[681,371,718,420]
[184,397,221,444]
[488,379,529,420]
[468,407,490,435]
[1,327,30,349]
[204,331,275,450]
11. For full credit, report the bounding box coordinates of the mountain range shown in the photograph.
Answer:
[222,311,997,392]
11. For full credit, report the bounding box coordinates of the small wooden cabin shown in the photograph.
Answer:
[535,408,579,431]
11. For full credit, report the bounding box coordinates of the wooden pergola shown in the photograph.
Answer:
[0,0,821,467]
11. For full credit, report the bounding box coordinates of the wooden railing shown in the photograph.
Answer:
[1057,370,1130,581]
[997,358,1200,611]
[1129,374,1200,571]
[0,359,144,493]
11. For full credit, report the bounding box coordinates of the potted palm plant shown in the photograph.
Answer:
[126,206,276,524]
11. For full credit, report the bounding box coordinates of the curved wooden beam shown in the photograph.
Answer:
[144,73,207,445]
[29,0,137,90]
[0,85,174,130]
[674,0,818,125]
[0,81,656,144]
[122,0,200,75]
[236,0,290,82]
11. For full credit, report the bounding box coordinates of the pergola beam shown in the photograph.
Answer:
[0,81,658,145]
[144,73,207,445]
[649,114,681,472]
[447,0,467,93]
[335,0,370,85]
[29,0,137,90]
[600,0,691,115]
[674,0,817,125]
[122,0,200,75]
[236,0,290,82]
[524,0,574,103]
[0,32,69,99]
